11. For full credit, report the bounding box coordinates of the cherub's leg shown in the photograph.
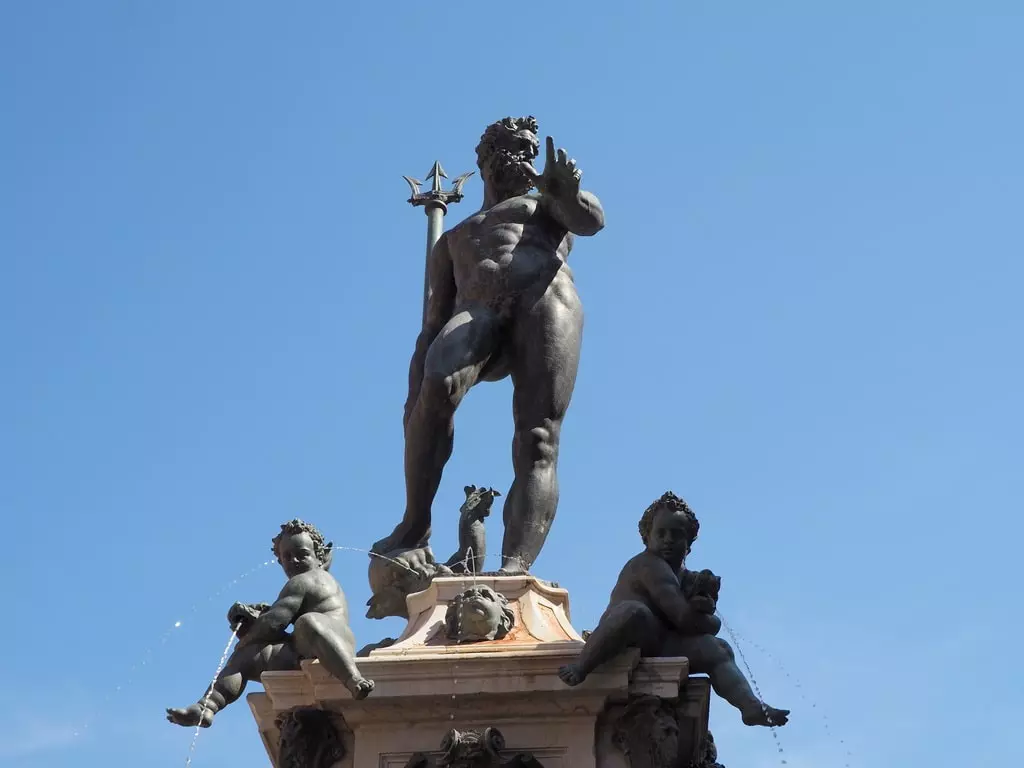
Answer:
[665,634,789,727]
[293,614,375,700]
[558,601,661,686]
[166,641,297,727]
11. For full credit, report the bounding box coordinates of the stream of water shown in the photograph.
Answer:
[183,624,240,767]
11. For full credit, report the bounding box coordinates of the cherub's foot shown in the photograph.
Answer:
[345,675,375,700]
[741,703,790,727]
[166,704,215,728]
[557,663,587,687]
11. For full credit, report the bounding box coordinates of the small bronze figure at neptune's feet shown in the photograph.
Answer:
[557,493,789,728]
[374,116,605,574]
[166,520,373,728]
[446,486,500,574]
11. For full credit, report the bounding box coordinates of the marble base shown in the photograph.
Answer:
[247,576,709,768]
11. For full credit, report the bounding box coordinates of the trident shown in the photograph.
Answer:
[403,162,474,324]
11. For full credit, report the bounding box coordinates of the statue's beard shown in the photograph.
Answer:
[484,148,536,197]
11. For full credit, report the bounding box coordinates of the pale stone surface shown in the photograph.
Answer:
[247,576,709,768]
[378,576,585,654]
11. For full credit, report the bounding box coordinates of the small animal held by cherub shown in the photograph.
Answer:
[680,568,721,616]
[557,492,789,728]
[166,519,373,729]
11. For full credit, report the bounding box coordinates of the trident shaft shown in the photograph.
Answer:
[403,161,474,324]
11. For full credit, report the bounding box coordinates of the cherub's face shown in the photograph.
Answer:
[461,588,502,632]
[276,532,320,578]
[450,586,510,642]
[647,508,692,564]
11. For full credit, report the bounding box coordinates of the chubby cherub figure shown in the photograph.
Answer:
[558,493,788,728]
[166,519,374,728]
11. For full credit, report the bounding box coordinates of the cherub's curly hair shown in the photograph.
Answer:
[272,519,330,564]
[444,585,516,641]
[475,116,540,170]
[638,492,700,551]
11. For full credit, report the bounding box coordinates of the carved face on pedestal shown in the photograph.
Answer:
[404,727,545,768]
[444,585,516,643]
[403,729,544,768]
[440,727,504,768]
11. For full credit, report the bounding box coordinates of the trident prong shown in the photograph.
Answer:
[404,160,474,323]
[404,161,474,209]
[402,175,423,197]
[450,171,474,197]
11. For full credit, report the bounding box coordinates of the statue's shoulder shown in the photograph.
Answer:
[306,568,342,591]
[449,210,485,234]
[619,550,653,576]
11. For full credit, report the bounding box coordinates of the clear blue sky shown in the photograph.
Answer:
[2,2,1021,766]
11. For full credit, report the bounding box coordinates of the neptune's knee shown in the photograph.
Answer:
[515,419,561,468]
[420,371,461,413]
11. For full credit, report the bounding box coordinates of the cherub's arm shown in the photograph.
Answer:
[640,558,710,636]
[691,610,721,636]
[235,578,306,647]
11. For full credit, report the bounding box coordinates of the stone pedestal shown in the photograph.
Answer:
[248,576,711,768]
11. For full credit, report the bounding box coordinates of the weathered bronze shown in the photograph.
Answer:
[405,728,545,768]
[446,485,501,573]
[375,116,605,575]
[166,520,373,728]
[558,493,789,728]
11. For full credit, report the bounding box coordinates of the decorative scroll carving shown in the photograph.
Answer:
[691,731,726,768]
[601,690,728,768]
[275,707,346,768]
[610,695,680,768]
[404,727,545,768]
